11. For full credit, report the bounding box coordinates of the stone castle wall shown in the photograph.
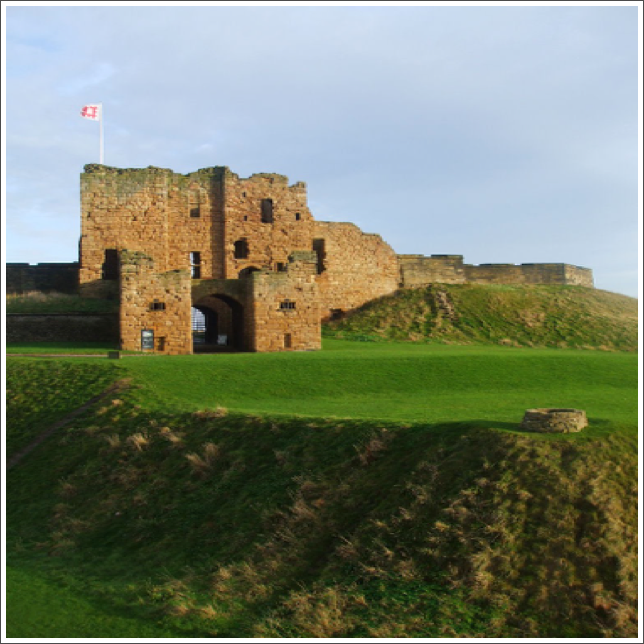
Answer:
[119,250,193,354]
[313,222,401,320]
[398,255,593,289]
[43,163,597,354]
[6,262,80,295]
[249,251,321,352]
[6,314,118,343]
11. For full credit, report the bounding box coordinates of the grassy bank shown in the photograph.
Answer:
[5,341,638,637]
[325,284,638,351]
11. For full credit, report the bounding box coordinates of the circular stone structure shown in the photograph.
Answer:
[520,408,588,433]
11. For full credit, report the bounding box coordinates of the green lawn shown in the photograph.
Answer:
[5,565,188,638]
[120,339,638,428]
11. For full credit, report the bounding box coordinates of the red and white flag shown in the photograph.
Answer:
[80,104,101,121]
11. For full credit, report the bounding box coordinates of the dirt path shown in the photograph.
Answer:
[7,381,126,471]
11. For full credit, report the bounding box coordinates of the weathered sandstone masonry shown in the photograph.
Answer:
[36,162,594,355]
[398,255,593,289]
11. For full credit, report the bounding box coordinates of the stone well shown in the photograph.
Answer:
[520,408,588,433]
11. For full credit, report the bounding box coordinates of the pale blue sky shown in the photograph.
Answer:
[3,3,641,297]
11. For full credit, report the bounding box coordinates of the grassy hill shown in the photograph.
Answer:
[5,340,638,638]
[324,284,638,351]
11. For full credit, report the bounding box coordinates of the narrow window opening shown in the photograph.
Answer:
[192,307,206,345]
[284,333,292,349]
[190,251,202,279]
[295,212,301,221]
[261,198,274,223]
[150,299,166,311]
[102,249,119,280]
[234,239,249,259]
[279,300,296,310]
[190,206,201,218]
[312,239,326,274]
[276,262,285,272]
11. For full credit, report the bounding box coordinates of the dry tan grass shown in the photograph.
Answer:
[126,432,150,451]
[185,442,220,474]
[103,433,121,448]
[192,407,228,420]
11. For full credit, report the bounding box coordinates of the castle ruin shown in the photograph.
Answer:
[9,164,594,354]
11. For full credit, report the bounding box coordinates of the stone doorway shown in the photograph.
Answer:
[191,294,246,352]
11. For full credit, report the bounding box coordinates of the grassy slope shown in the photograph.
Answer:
[121,340,637,425]
[5,359,120,458]
[325,285,638,351]
[5,345,638,638]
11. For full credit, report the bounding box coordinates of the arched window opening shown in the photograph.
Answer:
[238,266,260,279]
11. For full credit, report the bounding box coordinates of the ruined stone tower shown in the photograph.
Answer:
[79,165,400,354]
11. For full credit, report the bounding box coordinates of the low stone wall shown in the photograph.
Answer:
[6,314,119,343]
[6,263,80,295]
[398,255,594,288]
[520,408,588,433]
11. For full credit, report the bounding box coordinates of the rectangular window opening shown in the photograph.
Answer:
[190,206,201,218]
[102,249,119,280]
[279,300,296,310]
[312,239,326,274]
[190,251,202,279]
[150,299,166,311]
[261,198,274,223]
[234,239,249,259]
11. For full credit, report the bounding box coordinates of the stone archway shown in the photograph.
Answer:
[192,293,246,352]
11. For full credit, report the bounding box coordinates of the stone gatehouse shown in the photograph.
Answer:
[60,163,593,354]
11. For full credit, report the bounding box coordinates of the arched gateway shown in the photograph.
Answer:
[115,250,321,355]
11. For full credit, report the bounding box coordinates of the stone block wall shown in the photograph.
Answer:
[6,263,80,295]
[80,165,227,297]
[250,251,321,352]
[6,314,118,343]
[398,255,466,286]
[223,170,314,279]
[398,255,594,289]
[119,250,192,354]
[313,222,401,320]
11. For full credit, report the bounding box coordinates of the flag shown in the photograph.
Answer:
[81,104,101,121]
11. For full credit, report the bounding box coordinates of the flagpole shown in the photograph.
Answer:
[99,103,104,164]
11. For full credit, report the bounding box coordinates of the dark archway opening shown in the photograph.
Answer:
[192,294,245,352]
[238,266,260,279]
